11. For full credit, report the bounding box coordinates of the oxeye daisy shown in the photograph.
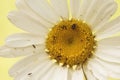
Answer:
[0,0,120,80]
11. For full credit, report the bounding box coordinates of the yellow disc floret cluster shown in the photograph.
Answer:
[46,19,96,69]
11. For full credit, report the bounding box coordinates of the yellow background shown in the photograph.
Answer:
[0,0,120,80]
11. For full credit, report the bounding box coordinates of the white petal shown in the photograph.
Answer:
[14,58,52,80]
[9,54,45,77]
[96,17,120,40]
[9,53,48,77]
[83,0,117,29]
[67,69,72,80]
[40,66,57,80]
[71,69,84,80]
[87,59,108,80]
[16,0,27,10]
[96,46,120,59]
[95,58,120,74]
[79,0,93,20]
[109,72,120,79]
[16,0,52,28]
[94,36,120,63]
[94,58,120,78]
[94,50,120,64]
[52,66,68,80]
[6,33,44,47]
[0,44,44,58]
[83,0,102,21]
[50,0,69,19]
[83,66,96,80]
[69,0,81,18]
[98,36,120,48]
[29,60,54,80]
[8,11,48,35]
[25,0,59,24]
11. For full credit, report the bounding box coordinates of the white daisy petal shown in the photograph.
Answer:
[83,66,96,80]
[84,0,103,21]
[98,36,120,48]
[29,60,54,80]
[94,36,120,63]
[8,11,48,35]
[79,0,93,20]
[14,58,52,80]
[16,0,27,10]
[94,50,120,64]
[97,47,120,60]
[96,17,120,40]
[50,0,69,19]
[40,66,57,80]
[84,0,117,29]
[52,66,68,80]
[94,58,120,78]
[87,59,108,80]
[25,0,59,24]
[0,44,44,58]
[69,0,81,18]
[71,69,84,80]
[109,72,120,79]
[10,53,49,77]
[67,69,72,80]
[9,55,38,76]
[6,33,44,47]
[16,0,53,28]
[95,58,120,73]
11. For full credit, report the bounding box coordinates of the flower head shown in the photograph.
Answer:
[0,0,120,80]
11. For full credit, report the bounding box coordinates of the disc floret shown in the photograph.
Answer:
[46,19,96,69]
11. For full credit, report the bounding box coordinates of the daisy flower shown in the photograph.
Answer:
[0,0,120,80]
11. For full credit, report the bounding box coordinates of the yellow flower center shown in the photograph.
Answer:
[45,19,96,69]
